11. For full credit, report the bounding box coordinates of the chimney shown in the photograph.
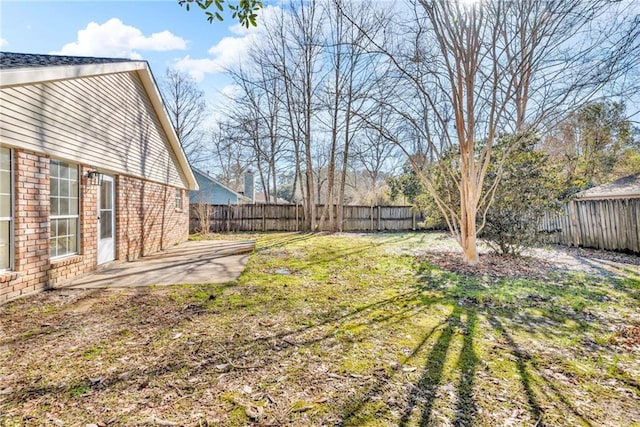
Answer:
[244,171,255,203]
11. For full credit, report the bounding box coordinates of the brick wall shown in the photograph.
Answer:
[1,150,50,302]
[0,148,190,304]
[116,175,189,261]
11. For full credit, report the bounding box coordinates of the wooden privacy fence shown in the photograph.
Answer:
[190,204,417,233]
[539,198,640,253]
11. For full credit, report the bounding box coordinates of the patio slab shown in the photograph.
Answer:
[64,239,255,289]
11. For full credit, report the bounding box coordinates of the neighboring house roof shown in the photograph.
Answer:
[191,168,251,203]
[577,173,640,200]
[253,192,292,204]
[0,52,198,190]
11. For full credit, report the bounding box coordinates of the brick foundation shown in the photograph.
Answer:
[0,149,189,303]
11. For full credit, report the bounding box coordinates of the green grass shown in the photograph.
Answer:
[0,232,638,426]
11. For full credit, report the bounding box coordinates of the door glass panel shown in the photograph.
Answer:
[101,180,112,210]
[100,211,112,239]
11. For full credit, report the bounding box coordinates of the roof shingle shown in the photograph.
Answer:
[0,52,135,69]
[578,173,640,199]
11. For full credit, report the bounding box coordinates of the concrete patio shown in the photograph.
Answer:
[64,239,255,289]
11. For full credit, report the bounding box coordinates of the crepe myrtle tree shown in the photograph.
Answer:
[178,0,263,27]
[341,0,640,265]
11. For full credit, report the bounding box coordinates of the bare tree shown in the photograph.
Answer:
[318,0,389,230]
[207,121,253,188]
[160,68,208,165]
[353,115,402,206]
[341,0,640,264]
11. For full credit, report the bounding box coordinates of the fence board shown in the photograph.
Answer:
[540,198,640,254]
[190,203,415,233]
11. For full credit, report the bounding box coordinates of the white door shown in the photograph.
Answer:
[97,175,115,264]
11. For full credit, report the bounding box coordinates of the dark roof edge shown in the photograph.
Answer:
[0,51,142,69]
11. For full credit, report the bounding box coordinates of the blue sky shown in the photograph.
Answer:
[0,0,262,119]
[2,0,639,127]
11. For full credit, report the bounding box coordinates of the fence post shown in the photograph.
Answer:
[295,203,299,232]
[377,206,381,231]
[412,209,416,231]
[226,202,230,233]
[370,206,374,231]
[568,201,578,247]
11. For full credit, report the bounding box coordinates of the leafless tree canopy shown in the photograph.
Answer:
[200,0,639,264]
[160,68,209,165]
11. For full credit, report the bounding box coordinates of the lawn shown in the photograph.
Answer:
[1,232,639,426]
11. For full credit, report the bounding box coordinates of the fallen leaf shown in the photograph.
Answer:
[215,363,230,371]
[245,404,263,421]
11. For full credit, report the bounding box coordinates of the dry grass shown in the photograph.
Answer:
[1,232,639,426]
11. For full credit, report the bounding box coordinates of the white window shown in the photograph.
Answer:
[176,188,182,210]
[50,159,79,258]
[0,147,12,271]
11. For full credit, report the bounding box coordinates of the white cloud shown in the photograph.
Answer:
[173,5,284,81]
[220,84,242,99]
[0,38,8,48]
[173,56,220,82]
[173,35,255,81]
[52,18,187,59]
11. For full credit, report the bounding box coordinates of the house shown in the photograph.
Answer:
[253,192,292,205]
[190,168,252,205]
[576,173,640,200]
[0,52,198,303]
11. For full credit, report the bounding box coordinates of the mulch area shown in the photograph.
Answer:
[418,243,639,281]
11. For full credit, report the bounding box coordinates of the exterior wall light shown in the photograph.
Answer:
[86,170,104,186]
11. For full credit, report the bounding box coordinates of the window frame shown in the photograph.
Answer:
[0,147,13,272]
[49,159,80,259]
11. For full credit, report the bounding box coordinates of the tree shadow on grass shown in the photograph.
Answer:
[486,313,544,425]
[399,306,461,427]
[486,310,597,427]
[3,238,633,425]
[339,302,480,427]
[453,309,478,427]
[340,317,448,425]
[337,261,612,426]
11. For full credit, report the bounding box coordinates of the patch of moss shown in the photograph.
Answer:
[82,347,103,360]
[69,384,90,397]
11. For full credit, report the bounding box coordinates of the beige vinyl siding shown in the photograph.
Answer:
[0,71,187,189]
